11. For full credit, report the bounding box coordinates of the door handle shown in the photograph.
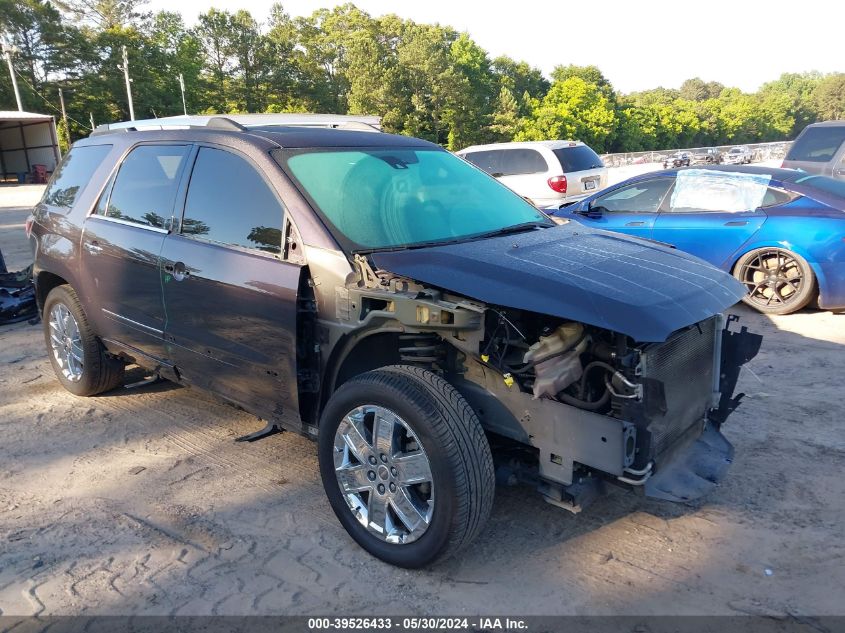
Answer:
[85,240,103,254]
[625,221,646,226]
[724,220,748,226]
[164,261,190,281]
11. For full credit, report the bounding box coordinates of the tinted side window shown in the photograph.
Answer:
[42,144,112,211]
[595,178,673,213]
[786,126,845,162]
[104,145,189,228]
[463,150,502,175]
[499,148,548,175]
[181,147,283,254]
[552,145,604,172]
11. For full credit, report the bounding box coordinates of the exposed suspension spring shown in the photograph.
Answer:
[398,333,444,369]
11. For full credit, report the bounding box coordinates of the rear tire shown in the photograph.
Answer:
[318,365,494,568]
[733,248,815,315]
[43,285,124,396]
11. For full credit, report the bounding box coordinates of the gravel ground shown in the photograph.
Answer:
[1,186,844,618]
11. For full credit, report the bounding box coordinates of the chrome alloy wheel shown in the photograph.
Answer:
[48,303,84,382]
[333,405,434,544]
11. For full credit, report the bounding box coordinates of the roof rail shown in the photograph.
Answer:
[204,117,247,131]
[89,113,382,136]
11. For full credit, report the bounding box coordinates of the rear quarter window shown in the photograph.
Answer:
[498,148,548,176]
[41,144,112,212]
[552,145,604,173]
[786,126,845,162]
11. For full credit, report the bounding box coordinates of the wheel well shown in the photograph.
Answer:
[317,330,456,425]
[333,332,403,393]
[35,271,68,311]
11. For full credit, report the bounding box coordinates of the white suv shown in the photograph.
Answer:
[722,146,753,165]
[457,140,608,208]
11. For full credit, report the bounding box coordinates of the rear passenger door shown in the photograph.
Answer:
[651,171,768,267]
[160,145,302,421]
[81,143,190,360]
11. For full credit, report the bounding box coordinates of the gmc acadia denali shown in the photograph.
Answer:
[28,116,761,567]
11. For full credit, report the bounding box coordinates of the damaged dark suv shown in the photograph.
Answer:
[29,117,761,567]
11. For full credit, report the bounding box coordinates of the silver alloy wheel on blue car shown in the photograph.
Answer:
[333,404,434,544]
[48,302,84,382]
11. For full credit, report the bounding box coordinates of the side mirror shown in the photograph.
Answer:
[577,202,605,219]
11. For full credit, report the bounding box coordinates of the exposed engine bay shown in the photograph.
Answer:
[332,255,761,512]
[479,309,646,412]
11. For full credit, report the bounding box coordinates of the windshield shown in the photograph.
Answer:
[277,147,549,251]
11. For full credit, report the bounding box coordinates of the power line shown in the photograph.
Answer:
[11,67,91,130]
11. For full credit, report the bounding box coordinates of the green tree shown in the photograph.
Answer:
[491,55,548,116]
[195,9,234,112]
[445,32,496,148]
[759,72,822,136]
[56,0,147,29]
[551,64,615,102]
[680,77,724,101]
[0,0,77,108]
[519,76,616,151]
[227,10,269,112]
[814,73,845,120]
[263,3,300,110]
[378,19,464,146]
[488,85,520,141]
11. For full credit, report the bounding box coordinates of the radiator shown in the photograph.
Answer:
[640,316,719,457]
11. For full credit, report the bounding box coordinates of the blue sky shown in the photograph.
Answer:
[145,0,842,94]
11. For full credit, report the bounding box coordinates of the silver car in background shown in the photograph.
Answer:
[722,146,753,165]
[457,140,608,208]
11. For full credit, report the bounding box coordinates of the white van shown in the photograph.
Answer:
[457,140,608,208]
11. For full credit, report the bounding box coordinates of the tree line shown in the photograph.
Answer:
[2,0,844,153]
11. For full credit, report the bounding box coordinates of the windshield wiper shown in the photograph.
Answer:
[356,221,552,254]
[467,220,553,241]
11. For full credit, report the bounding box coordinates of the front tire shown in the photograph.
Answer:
[318,365,494,568]
[43,285,124,396]
[733,248,815,315]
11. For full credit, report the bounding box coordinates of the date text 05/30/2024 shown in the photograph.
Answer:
[307,617,528,630]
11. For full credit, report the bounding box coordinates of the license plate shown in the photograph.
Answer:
[584,180,596,190]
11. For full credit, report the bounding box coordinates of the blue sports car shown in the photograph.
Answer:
[554,165,845,315]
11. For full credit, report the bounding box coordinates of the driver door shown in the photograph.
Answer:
[569,176,674,239]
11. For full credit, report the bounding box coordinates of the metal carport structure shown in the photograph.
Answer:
[0,111,61,183]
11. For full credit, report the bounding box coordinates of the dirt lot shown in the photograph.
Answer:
[1,187,844,618]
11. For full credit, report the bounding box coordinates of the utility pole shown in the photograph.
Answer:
[119,45,135,120]
[178,73,187,115]
[2,40,23,111]
[58,87,71,148]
